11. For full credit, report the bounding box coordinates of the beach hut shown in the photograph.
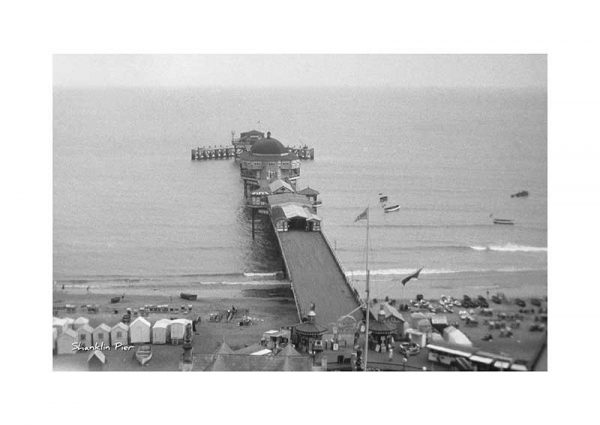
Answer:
[77,324,93,348]
[63,317,75,330]
[369,303,407,336]
[443,326,473,347]
[53,317,68,336]
[431,315,448,333]
[111,322,129,346]
[87,350,106,371]
[93,323,112,347]
[152,319,171,345]
[130,317,151,344]
[170,319,192,344]
[74,317,90,330]
[56,328,77,355]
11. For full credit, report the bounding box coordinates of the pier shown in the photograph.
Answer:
[231,130,363,326]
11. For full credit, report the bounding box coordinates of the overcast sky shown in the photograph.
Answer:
[54,55,546,88]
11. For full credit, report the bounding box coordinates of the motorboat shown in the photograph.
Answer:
[493,218,514,225]
[384,205,400,213]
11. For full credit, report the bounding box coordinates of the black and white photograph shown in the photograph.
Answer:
[52,54,547,371]
[5,1,600,423]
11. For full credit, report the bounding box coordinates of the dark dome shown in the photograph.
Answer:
[250,135,288,155]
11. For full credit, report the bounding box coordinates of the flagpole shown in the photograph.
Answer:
[363,206,370,372]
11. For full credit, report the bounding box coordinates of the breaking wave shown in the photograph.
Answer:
[469,244,547,252]
[345,267,544,277]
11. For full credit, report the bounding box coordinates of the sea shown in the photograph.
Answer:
[53,86,547,299]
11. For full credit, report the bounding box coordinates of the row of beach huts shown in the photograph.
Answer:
[53,316,192,355]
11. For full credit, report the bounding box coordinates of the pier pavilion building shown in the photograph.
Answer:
[232,129,265,155]
[239,132,301,198]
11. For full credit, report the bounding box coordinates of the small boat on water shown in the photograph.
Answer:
[511,190,529,198]
[384,205,400,213]
[180,292,198,301]
[493,218,514,225]
[135,345,152,366]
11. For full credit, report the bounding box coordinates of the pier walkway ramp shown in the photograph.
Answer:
[275,230,363,326]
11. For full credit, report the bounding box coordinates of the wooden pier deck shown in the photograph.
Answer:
[273,229,362,326]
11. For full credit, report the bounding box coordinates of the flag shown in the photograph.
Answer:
[354,208,368,223]
[401,267,423,286]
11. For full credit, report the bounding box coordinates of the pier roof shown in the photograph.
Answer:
[268,193,312,207]
[251,136,288,155]
[268,179,294,194]
[295,321,328,336]
[239,151,298,161]
[298,187,320,196]
[240,130,264,138]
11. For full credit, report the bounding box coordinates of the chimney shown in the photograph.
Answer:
[378,305,386,322]
[308,303,316,323]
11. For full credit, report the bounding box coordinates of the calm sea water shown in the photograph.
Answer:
[53,87,547,297]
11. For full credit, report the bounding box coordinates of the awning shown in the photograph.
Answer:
[469,355,494,365]
[426,344,472,358]
[281,203,309,219]
[250,349,272,356]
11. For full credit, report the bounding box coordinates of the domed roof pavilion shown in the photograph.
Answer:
[240,132,298,161]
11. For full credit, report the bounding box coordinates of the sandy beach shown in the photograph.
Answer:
[53,277,546,370]
[53,283,299,371]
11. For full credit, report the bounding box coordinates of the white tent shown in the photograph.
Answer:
[77,324,94,348]
[74,317,90,330]
[130,317,151,344]
[170,319,192,344]
[443,326,473,347]
[406,329,427,347]
[410,312,428,329]
[93,324,112,347]
[111,322,129,346]
[152,319,172,345]
[56,328,77,355]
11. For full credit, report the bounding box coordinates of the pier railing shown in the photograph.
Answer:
[270,220,305,320]
[191,145,314,161]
